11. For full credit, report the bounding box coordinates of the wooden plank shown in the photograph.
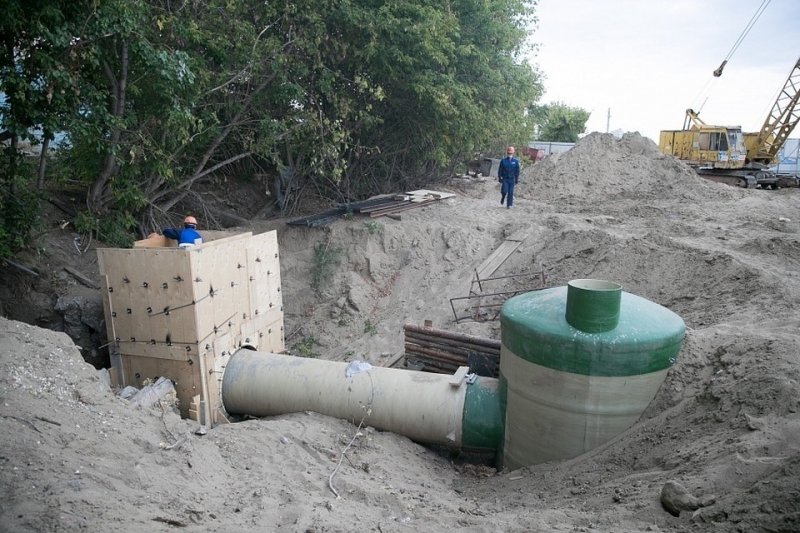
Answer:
[381,352,405,368]
[449,366,470,387]
[405,189,456,199]
[369,199,437,218]
[214,408,231,425]
[476,241,516,279]
[133,235,168,248]
[189,394,200,422]
[475,238,526,281]
[63,267,100,289]
[359,200,406,214]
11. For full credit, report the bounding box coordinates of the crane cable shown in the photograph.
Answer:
[691,0,772,116]
[713,0,772,77]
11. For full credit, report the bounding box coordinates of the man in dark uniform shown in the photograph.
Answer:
[498,146,520,208]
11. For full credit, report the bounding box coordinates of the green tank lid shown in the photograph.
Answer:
[500,282,685,377]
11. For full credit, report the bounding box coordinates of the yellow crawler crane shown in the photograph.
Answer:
[743,55,800,188]
[660,55,800,189]
[659,110,754,188]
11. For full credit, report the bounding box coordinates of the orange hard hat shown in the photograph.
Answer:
[184,216,197,226]
[507,146,515,154]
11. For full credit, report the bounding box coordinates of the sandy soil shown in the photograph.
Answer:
[1,132,800,532]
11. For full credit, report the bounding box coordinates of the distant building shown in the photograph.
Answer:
[528,141,575,156]
[771,138,799,175]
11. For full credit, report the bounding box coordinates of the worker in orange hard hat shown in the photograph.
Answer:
[163,216,203,247]
[498,146,521,208]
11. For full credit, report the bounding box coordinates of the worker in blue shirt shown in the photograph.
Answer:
[498,146,520,208]
[163,216,203,247]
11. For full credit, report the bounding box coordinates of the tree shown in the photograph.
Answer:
[530,102,590,143]
[0,0,98,255]
[3,0,545,250]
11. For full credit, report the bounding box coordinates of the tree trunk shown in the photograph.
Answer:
[37,137,51,190]
[89,40,129,211]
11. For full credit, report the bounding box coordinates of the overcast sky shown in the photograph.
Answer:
[529,0,800,143]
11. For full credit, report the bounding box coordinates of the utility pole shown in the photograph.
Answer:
[606,108,611,133]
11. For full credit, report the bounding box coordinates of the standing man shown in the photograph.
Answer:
[498,146,521,208]
[163,216,203,247]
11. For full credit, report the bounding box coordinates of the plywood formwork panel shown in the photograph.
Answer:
[189,240,248,347]
[264,242,284,329]
[240,312,274,349]
[98,249,134,342]
[121,355,202,418]
[263,316,285,354]
[99,248,200,344]
[142,252,197,361]
[114,341,197,361]
[99,231,284,424]
[246,231,283,330]
[206,332,235,423]
[98,273,123,384]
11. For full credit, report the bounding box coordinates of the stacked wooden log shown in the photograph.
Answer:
[403,323,500,378]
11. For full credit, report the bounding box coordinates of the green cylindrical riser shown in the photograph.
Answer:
[565,279,622,333]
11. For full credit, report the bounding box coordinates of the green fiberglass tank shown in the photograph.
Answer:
[498,280,685,470]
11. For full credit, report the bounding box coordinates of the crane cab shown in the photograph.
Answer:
[659,125,747,170]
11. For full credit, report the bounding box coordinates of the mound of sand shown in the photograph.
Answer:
[519,132,740,203]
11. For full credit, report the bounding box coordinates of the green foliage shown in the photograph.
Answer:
[364,320,377,336]
[312,243,344,291]
[72,209,136,248]
[71,211,98,236]
[0,148,41,258]
[530,102,591,143]
[3,0,546,241]
[0,186,41,258]
[292,336,319,358]
[364,221,383,235]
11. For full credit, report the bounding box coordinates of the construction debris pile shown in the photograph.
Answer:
[287,189,456,227]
